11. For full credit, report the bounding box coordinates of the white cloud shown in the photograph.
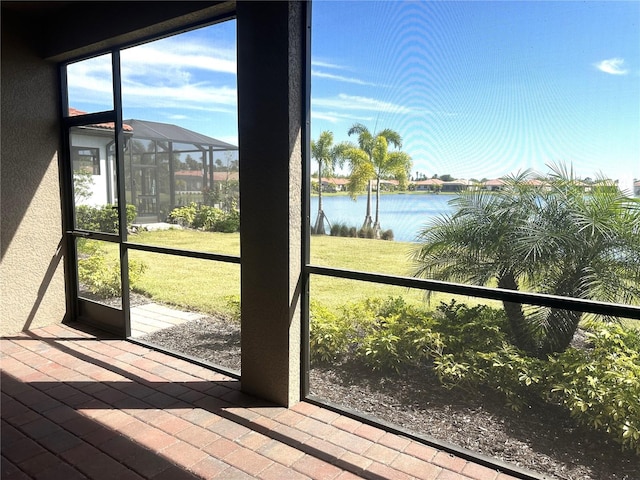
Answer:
[66,38,237,115]
[311,60,346,70]
[311,110,374,124]
[312,70,375,86]
[314,93,412,114]
[594,57,629,75]
[121,42,236,75]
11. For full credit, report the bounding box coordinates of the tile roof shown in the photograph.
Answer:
[69,107,133,131]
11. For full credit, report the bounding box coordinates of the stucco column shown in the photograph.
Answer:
[237,1,307,406]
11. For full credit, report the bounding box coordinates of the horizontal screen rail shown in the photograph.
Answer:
[306,265,640,320]
[125,242,241,264]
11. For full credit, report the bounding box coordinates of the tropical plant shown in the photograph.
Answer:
[73,170,94,202]
[346,123,411,236]
[78,241,146,297]
[310,131,349,234]
[76,204,137,233]
[411,163,640,357]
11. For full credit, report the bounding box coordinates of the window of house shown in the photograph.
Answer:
[72,146,100,175]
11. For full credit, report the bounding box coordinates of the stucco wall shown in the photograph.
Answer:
[1,23,67,335]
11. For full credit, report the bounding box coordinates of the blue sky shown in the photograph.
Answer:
[67,1,639,190]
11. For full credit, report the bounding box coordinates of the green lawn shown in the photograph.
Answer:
[122,229,497,315]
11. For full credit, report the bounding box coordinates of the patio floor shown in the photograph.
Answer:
[130,303,205,338]
[1,323,524,480]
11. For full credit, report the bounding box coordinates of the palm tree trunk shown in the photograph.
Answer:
[538,309,582,355]
[362,180,373,229]
[314,175,326,234]
[498,272,538,355]
[314,210,327,235]
[373,176,381,238]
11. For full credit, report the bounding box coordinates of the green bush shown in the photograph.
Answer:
[308,296,640,453]
[380,229,394,241]
[224,295,241,323]
[168,203,198,226]
[330,222,357,238]
[78,242,146,297]
[168,203,239,232]
[358,227,375,238]
[546,322,640,453]
[310,301,352,363]
[76,204,137,233]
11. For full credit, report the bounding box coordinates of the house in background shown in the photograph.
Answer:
[69,108,133,208]
[483,178,506,191]
[71,111,237,223]
[441,179,472,192]
[413,178,444,191]
[123,119,237,223]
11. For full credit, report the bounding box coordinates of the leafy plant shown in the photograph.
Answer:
[546,322,640,453]
[168,202,239,233]
[412,163,640,357]
[78,242,146,297]
[310,301,351,363]
[76,204,137,232]
[224,295,241,323]
[308,295,640,452]
[168,203,198,226]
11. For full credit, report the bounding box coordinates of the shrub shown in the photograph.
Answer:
[76,204,137,233]
[168,203,240,232]
[380,229,394,241]
[310,301,352,364]
[224,295,241,323]
[330,222,357,238]
[78,242,146,297]
[217,208,240,233]
[358,227,375,238]
[308,296,640,453]
[169,203,198,226]
[194,205,225,230]
[546,322,640,453]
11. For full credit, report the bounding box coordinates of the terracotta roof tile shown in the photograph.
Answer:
[69,108,133,131]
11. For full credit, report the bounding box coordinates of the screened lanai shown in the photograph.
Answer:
[123,119,238,224]
[71,113,238,224]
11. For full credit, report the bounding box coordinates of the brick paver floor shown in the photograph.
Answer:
[1,323,529,480]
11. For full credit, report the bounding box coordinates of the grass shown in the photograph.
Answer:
[117,229,497,315]
[88,229,637,330]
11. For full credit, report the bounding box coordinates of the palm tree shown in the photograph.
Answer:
[346,123,405,232]
[411,163,640,357]
[311,131,348,234]
[347,136,412,235]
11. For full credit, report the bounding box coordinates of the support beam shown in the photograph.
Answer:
[237,1,306,406]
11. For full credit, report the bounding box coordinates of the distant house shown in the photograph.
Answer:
[635,180,640,197]
[315,177,349,192]
[174,170,239,194]
[70,109,237,223]
[441,179,472,192]
[70,108,133,208]
[483,178,506,191]
[413,178,444,191]
[377,179,400,191]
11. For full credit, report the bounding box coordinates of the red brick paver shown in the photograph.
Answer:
[1,323,531,480]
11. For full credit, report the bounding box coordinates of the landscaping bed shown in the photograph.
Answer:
[139,311,639,480]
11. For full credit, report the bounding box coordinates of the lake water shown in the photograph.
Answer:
[310,193,457,243]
